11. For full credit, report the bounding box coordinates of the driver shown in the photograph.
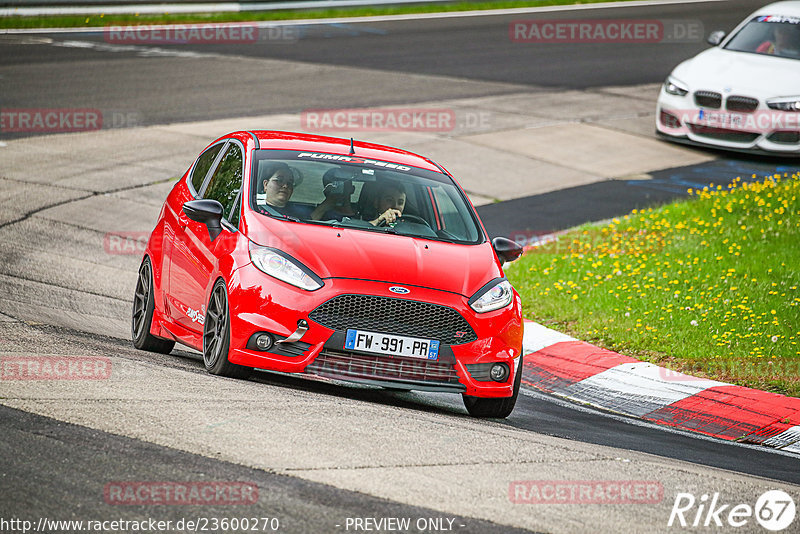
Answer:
[368,180,406,226]
[756,22,799,56]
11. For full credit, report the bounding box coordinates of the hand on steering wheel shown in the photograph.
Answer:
[374,208,402,226]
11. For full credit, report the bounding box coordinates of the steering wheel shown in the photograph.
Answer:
[395,214,431,227]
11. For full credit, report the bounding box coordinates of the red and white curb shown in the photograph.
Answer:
[521,320,800,453]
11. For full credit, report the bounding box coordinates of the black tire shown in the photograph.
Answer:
[462,357,522,418]
[132,257,175,354]
[203,279,250,379]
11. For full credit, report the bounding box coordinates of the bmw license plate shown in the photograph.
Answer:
[696,109,746,128]
[345,329,440,360]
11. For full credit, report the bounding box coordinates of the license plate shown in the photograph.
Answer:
[696,109,746,128]
[344,329,440,360]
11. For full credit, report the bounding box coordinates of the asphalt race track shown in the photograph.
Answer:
[0,0,765,127]
[2,0,800,532]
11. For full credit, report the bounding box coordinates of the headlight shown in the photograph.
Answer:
[767,98,800,112]
[664,76,689,97]
[469,279,514,313]
[249,243,323,291]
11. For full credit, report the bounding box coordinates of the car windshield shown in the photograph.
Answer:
[249,149,483,244]
[723,16,800,59]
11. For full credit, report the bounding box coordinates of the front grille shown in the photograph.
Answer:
[687,124,760,143]
[726,95,759,112]
[768,131,800,144]
[694,91,722,109]
[309,294,477,345]
[306,350,460,385]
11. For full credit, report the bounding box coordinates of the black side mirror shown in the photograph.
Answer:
[707,30,726,46]
[183,199,224,241]
[492,237,523,263]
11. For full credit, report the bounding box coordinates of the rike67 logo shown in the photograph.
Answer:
[668,490,796,531]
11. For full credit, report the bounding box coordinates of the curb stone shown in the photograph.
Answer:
[521,320,800,454]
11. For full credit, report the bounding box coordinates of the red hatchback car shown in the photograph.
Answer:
[132,131,524,417]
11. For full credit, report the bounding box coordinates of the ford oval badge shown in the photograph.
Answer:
[389,286,410,294]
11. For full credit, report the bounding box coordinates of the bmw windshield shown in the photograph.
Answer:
[249,149,484,244]
[724,16,800,60]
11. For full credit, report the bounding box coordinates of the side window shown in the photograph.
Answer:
[203,143,243,223]
[190,143,225,194]
[432,186,469,239]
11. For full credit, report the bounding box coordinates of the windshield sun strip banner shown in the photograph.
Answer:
[296,152,413,172]
[251,149,454,185]
[755,15,800,25]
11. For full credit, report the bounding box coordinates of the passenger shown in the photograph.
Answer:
[367,180,406,226]
[259,162,309,219]
[310,167,360,221]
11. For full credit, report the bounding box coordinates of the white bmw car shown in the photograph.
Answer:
[656,1,800,156]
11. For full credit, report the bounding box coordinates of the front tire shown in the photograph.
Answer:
[462,356,522,418]
[203,279,250,379]
[132,257,175,354]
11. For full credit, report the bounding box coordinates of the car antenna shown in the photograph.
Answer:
[349,137,355,155]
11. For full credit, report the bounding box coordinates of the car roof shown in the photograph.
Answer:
[245,130,444,174]
[752,1,800,17]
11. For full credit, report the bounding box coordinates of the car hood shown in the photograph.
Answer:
[672,47,800,97]
[245,217,501,297]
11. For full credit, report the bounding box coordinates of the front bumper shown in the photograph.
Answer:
[226,263,523,398]
[655,88,800,157]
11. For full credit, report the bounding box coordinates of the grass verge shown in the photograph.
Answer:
[505,172,800,397]
[1,0,634,29]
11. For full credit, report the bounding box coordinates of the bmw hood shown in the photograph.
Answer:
[246,218,501,297]
[671,47,800,97]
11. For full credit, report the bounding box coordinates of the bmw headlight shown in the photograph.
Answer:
[664,76,689,97]
[767,98,800,112]
[469,279,514,313]
[249,243,323,291]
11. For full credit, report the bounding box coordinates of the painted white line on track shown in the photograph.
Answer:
[2,0,455,17]
[1,0,728,34]
[54,38,220,57]
[519,387,800,459]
